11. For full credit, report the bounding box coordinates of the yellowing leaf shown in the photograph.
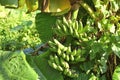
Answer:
[18,0,25,8]
[25,0,38,13]
[44,0,71,13]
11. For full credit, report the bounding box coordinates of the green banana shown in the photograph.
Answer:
[62,53,66,59]
[75,55,81,61]
[54,54,60,65]
[74,29,79,38]
[56,25,65,35]
[62,17,69,27]
[78,21,84,32]
[68,19,72,25]
[60,58,69,68]
[69,55,74,61]
[67,70,72,77]
[53,39,67,51]
[48,41,56,47]
[57,65,63,71]
[57,48,62,56]
[61,17,73,35]
[48,41,57,52]
[71,49,77,56]
[66,54,70,61]
[74,21,79,31]
[55,16,81,38]
[64,68,69,75]
[69,25,74,35]
[66,46,71,55]
[64,68,78,78]
[48,60,57,69]
[61,24,68,34]
[49,55,55,62]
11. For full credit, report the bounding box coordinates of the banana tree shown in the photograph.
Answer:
[0,0,120,80]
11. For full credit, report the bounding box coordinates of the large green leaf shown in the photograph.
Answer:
[0,50,38,80]
[26,51,64,80]
[35,13,57,43]
[0,0,18,8]
[112,65,120,80]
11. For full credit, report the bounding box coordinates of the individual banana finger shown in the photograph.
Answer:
[66,54,70,61]
[60,58,69,68]
[75,55,81,62]
[62,17,69,26]
[68,19,72,25]
[69,55,74,61]
[48,60,57,69]
[62,53,66,59]
[53,39,67,51]
[78,21,84,32]
[54,54,60,65]
[64,68,78,78]
[49,47,57,52]
[69,25,74,35]
[74,21,79,31]
[61,24,68,34]
[75,49,82,57]
[67,70,72,77]
[56,25,65,35]
[74,29,79,38]
[64,68,69,75]
[66,46,71,55]
[48,41,56,47]
[48,41,57,52]
[71,49,77,56]
[50,55,54,59]
[57,65,63,71]
[57,48,62,56]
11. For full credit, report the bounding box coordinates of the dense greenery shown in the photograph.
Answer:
[0,0,120,80]
[0,6,41,51]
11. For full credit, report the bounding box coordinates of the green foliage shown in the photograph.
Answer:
[35,13,57,43]
[112,65,120,80]
[26,51,64,80]
[0,0,120,80]
[0,50,38,80]
[34,0,120,79]
[0,6,41,51]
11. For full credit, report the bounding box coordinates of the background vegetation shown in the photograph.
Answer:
[0,0,120,80]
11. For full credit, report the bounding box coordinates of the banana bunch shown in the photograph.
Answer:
[25,0,38,13]
[48,39,86,77]
[54,17,80,38]
[48,39,85,63]
[48,54,79,77]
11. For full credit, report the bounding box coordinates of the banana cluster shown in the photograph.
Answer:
[48,54,79,77]
[48,39,86,63]
[48,39,86,77]
[54,17,80,38]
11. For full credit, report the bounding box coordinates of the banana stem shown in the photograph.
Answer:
[79,1,96,20]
